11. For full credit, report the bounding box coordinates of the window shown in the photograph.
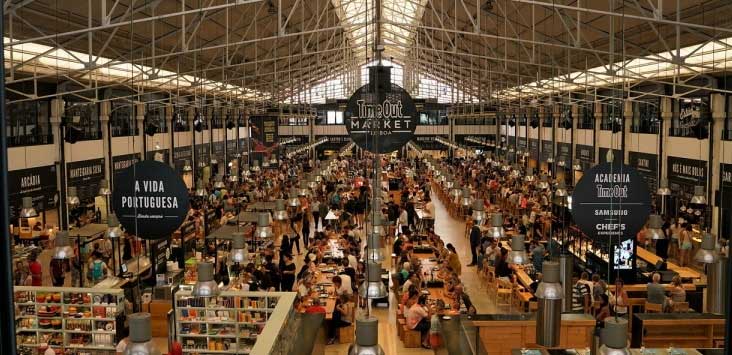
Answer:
[631,101,660,134]
[326,111,343,125]
[211,110,224,129]
[110,101,137,137]
[6,100,53,147]
[146,104,168,134]
[543,112,553,127]
[418,110,447,125]
[578,105,594,129]
[65,101,101,140]
[279,116,309,126]
[173,110,190,132]
[600,102,622,131]
[724,95,732,140]
[670,97,709,138]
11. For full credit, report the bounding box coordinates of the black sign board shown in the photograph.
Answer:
[528,139,540,158]
[173,146,192,173]
[113,153,141,177]
[194,144,210,164]
[151,237,170,275]
[541,140,554,162]
[628,152,658,196]
[146,149,169,164]
[571,162,652,245]
[67,158,105,203]
[179,221,196,238]
[282,135,310,146]
[598,147,623,164]
[344,67,418,153]
[676,97,710,129]
[576,144,595,169]
[667,156,707,197]
[212,141,225,161]
[556,142,572,164]
[250,115,279,166]
[226,140,238,156]
[8,165,58,219]
[517,137,527,152]
[414,135,448,150]
[454,134,494,149]
[112,160,190,239]
[718,163,732,209]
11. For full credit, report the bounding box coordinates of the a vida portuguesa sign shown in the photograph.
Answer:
[570,162,652,244]
[344,66,418,153]
[113,160,190,240]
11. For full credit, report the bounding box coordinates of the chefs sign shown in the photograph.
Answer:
[113,160,190,240]
[570,162,652,243]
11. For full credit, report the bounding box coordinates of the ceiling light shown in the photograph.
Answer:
[67,187,80,207]
[183,160,193,172]
[53,231,74,259]
[20,197,38,218]
[192,262,219,297]
[273,199,289,221]
[656,179,671,196]
[254,212,273,239]
[694,232,719,264]
[690,185,707,205]
[508,235,528,265]
[230,232,248,264]
[645,214,665,240]
[537,175,550,190]
[487,213,504,239]
[554,180,568,197]
[98,179,112,196]
[105,213,124,239]
[471,199,486,223]
[358,262,387,299]
[298,181,310,197]
[213,175,226,190]
[460,188,473,207]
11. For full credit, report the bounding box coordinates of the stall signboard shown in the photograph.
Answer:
[598,147,623,164]
[152,237,170,275]
[667,156,707,197]
[67,158,105,203]
[238,138,249,155]
[212,141,225,162]
[454,134,494,149]
[628,152,658,197]
[8,165,58,220]
[226,140,238,156]
[541,140,554,162]
[282,135,310,146]
[146,149,169,164]
[194,144,210,165]
[112,160,190,240]
[576,144,595,170]
[556,142,572,164]
[113,153,141,181]
[344,76,417,154]
[173,146,192,173]
[249,115,279,166]
[414,135,448,150]
[528,139,540,158]
[517,137,528,153]
[571,162,652,246]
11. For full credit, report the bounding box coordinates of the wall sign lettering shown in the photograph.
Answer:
[67,158,105,203]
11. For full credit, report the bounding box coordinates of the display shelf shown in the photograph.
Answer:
[14,286,124,353]
[174,291,296,355]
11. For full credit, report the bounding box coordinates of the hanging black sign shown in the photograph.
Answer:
[628,152,658,195]
[541,140,554,162]
[598,147,623,164]
[146,149,169,164]
[576,144,595,164]
[344,66,417,153]
[8,165,58,220]
[667,156,707,197]
[113,153,141,176]
[112,160,190,240]
[676,97,709,129]
[517,137,527,152]
[250,115,279,166]
[556,142,572,163]
[528,139,540,158]
[173,146,192,173]
[721,163,732,188]
[67,158,105,203]
[570,162,652,243]
[414,135,449,150]
[226,140,238,156]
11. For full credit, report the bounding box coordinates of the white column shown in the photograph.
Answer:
[710,93,726,236]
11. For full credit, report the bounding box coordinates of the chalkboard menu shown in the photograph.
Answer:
[8,165,58,220]
[212,141,225,162]
[576,144,595,170]
[415,135,449,150]
[628,152,658,196]
[541,140,554,162]
[528,139,540,159]
[67,158,105,203]
[173,146,192,173]
[667,156,707,197]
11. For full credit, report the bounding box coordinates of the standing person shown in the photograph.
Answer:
[467,224,481,266]
[279,234,291,268]
[280,254,296,292]
[302,208,311,248]
[571,275,591,314]
[679,223,693,267]
[312,198,321,231]
[668,218,681,260]
[446,244,462,276]
[609,279,629,317]
[28,252,43,286]
[656,217,671,260]
[88,254,109,285]
[399,206,409,234]
[50,258,68,287]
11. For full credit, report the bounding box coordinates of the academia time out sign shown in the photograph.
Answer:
[344,82,417,154]
[570,162,652,243]
[113,160,190,240]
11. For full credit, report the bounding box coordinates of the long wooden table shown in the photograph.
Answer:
[636,247,702,280]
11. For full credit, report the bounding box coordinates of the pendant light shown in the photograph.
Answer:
[572,163,582,171]
[269,155,278,165]
[599,318,631,355]
[372,213,385,236]
[537,175,550,190]
[460,188,472,207]
[366,232,384,262]
[508,234,529,265]
[210,157,218,166]
[449,183,462,199]
[230,232,248,264]
[98,179,112,196]
[554,180,568,197]
[471,199,486,223]
[308,173,319,190]
[487,213,505,239]
[241,164,251,177]
[656,178,671,196]
[195,179,208,197]
[124,313,157,355]
[287,187,301,207]
[694,232,720,264]
[298,180,310,197]
[182,160,193,172]
[197,160,207,169]
[52,231,74,259]
[444,175,454,189]
[314,171,323,183]
[358,261,387,299]
[192,262,219,297]
[67,186,80,207]
[524,167,536,182]
[20,197,38,218]
[690,185,707,204]
[213,175,226,190]
[645,214,665,240]
[273,199,289,221]
[105,213,124,239]
[511,164,522,178]
[535,261,563,347]
[254,212,273,239]
[251,160,261,172]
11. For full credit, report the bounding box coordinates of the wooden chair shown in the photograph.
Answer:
[644,302,663,313]
[671,302,689,313]
[485,270,497,298]
[397,318,406,341]
[464,219,474,239]
[496,279,513,310]
[402,326,422,348]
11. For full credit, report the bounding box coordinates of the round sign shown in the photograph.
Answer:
[344,83,418,153]
[112,160,190,240]
[570,162,652,244]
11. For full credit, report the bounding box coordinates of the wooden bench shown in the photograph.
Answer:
[397,318,406,340]
[402,325,422,348]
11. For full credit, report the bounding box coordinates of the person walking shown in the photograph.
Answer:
[468,224,481,266]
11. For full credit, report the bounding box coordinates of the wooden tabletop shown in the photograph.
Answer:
[635,247,702,279]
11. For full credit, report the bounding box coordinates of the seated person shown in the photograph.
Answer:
[451,285,477,314]
[327,294,354,344]
[666,275,687,312]
[646,272,666,306]
[402,272,420,294]
[401,286,419,314]
[405,294,432,349]
[332,275,353,297]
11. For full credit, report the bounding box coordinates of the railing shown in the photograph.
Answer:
[630,123,660,134]
[7,133,54,147]
[577,120,594,130]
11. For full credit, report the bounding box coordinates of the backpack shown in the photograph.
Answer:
[92,260,104,281]
[330,194,341,207]
[51,259,64,279]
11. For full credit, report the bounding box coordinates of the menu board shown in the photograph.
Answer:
[556,142,572,164]
[575,144,595,170]
[67,158,105,203]
[173,146,192,174]
[250,115,279,166]
[528,139,540,159]
[8,165,58,220]
[541,140,554,162]
[628,152,658,197]
[667,156,707,198]
[112,153,141,181]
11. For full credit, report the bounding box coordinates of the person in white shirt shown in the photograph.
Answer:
[424,198,435,218]
[402,272,419,293]
[333,275,353,296]
[298,277,313,297]
[399,207,409,234]
[344,250,358,269]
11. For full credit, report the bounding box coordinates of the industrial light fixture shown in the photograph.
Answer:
[645,214,665,240]
[269,155,278,165]
[537,175,550,190]
[471,199,486,223]
[273,199,289,221]
[193,111,204,132]
[20,197,38,218]
[125,313,157,355]
[572,163,582,171]
[67,187,80,207]
[182,160,193,172]
[195,180,208,197]
[556,159,566,167]
[251,160,261,172]
[52,231,74,259]
[230,232,248,264]
[656,179,671,196]
[298,181,310,197]
[535,261,563,347]
[210,157,218,166]
[308,174,319,190]
[366,232,384,262]
[213,175,226,190]
[554,180,568,197]
[98,179,112,196]
[241,165,251,177]
[460,188,472,207]
[254,212,273,239]
[694,232,720,264]
[197,160,207,169]
[524,167,536,182]
[262,159,270,168]
[192,262,220,297]
[508,235,528,265]
[358,262,387,299]
[487,213,505,239]
[690,185,707,205]
[314,172,323,183]
[105,214,124,239]
[598,318,630,355]
[449,183,462,199]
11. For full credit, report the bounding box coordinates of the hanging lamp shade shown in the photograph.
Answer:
[230,232,248,264]
[524,167,536,182]
[460,188,473,207]
[694,232,720,264]
[287,188,301,207]
[298,181,310,197]
[125,313,157,355]
[656,179,671,196]
[471,199,486,222]
[254,212,273,239]
[273,199,289,221]
[20,197,38,218]
[251,160,261,172]
[308,174,319,190]
[358,262,387,299]
[52,231,74,259]
[182,160,193,172]
[508,235,529,265]
[444,176,455,189]
[261,159,270,168]
[192,262,220,297]
[210,157,218,165]
[488,213,505,239]
[213,175,226,189]
[67,186,80,206]
[98,179,112,196]
[241,165,251,177]
[537,175,550,190]
[269,155,278,165]
[450,183,462,199]
[314,172,323,183]
[554,180,568,197]
[105,214,124,239]
[645,214,665,240]
[690,185,707,205]
[195,179,208,197]
[366,232,384,262]
[197,160,208,169]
